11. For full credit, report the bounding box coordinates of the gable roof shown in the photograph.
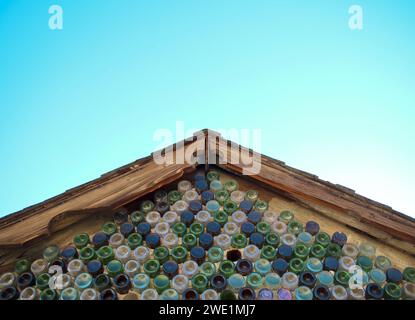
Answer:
[1,129,414,255]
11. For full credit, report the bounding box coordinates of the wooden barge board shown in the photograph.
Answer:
[211,135,415,255]
[1,129,414,274]
[1,167,414,274]
[217,169,415,270]
[0,138,204,248]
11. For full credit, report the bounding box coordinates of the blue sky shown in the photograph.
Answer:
[0,1,414,217]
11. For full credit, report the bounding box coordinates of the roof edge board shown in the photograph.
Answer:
[0,129,413,252]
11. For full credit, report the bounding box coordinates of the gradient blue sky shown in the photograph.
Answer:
[0,0,414,217]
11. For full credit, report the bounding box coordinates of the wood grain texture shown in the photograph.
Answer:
[0,128,414,259]
[0,212,112,273]
[209,136,415,255]
[1,168,414,274]
[216,170,415,270]
[0,139,204,248]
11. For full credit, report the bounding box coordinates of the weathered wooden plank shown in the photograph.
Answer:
[210,137,415,254]
[1,168,414,275]
[0,139,204,247]
[221,170,415,269]
[1,128,414,267]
